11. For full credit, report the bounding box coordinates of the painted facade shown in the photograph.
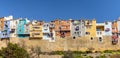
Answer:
[96,23,104,37]
[42,23,51,40]
[0,16,13,39]
[0,17,5,31]
[29,21,43,39]
[85,19,96,39]
[1,20,10,38]
[117,17,120,38]
[54,20,70,38]
[104,22,112,36]
[16,18,30,38]
[112,21,118,36]
[49,21,55,42]
[70,19,85,37]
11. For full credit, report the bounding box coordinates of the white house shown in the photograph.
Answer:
[104,21,112,36]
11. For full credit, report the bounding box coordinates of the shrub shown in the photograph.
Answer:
[62,50,74,58]
[103,50,113,53]
[49,51,64,55]
[0,43,29,58]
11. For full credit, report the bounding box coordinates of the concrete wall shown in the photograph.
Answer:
[16,36,120,52]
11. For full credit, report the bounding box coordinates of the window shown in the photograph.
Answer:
[97,32,99,34]
[86,32,90,35]
[105,22,108,25]
[33,27,40,29]
[91,37,93,40]
[33,33,40,35]
[59,21,61,24]
[44,29,48,30]
[19,30,21,32]
[75,26,79,31]
[74,32,76,34]
[100,32,102,35]
[77,32,79,35]
[99,37,102,42]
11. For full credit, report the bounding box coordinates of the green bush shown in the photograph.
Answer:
[73,51,83,54]
[0,43,29,58]
[86,56,93,58]
[103,50,113,53]
[62,50,74,58]
[96,55,106,58]
[49,51,64,55]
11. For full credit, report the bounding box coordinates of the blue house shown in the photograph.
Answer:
[1,20,11,39]
[16,18,30,38]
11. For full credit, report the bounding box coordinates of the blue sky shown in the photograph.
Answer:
[0,0,120,22]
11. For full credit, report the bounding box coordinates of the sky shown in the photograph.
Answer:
[0,0,120,22]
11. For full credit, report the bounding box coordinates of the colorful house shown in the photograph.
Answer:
[54,19,70,38]
[42,23,51,40]
[9,19,20,38]
[85,19,96,39]
[29,21,43,39]
[1,20,11,39]
[0,16,13,39]
[96,23,104,42]
[112,20,118,36]
[24,22,30,37]
[96,23,104,37]
[70,19,85,37]
[104,22,112,36]
[16,18,30,38]
[112,20,118,44]
[117,17,120,38]
[0,17,5,31]
[49,21,55,42]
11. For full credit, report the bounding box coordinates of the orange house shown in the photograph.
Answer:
[54,19,70,37]
[0,17,4,31]
[112,21,118,35]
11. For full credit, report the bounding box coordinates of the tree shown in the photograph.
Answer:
[0,43,29,58]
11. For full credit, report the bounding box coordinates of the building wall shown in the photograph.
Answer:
[112,21,118,35]
[96,23,105,37]
[24,24,30,34]
[85,19,96,38]
[42,23,51,40]
[0,16,13,38]
[16,18,30,38]
[1,20,10,38]
[70,20,85,37]
[54,20,70,37]
[0,17,4,31]
[104,22,112,36]
[9,20,19,37]
[117,18,120,38]
[29,21,43,39]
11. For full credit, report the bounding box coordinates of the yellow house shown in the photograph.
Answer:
[29,21,43,39]
[85,19,96,39]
